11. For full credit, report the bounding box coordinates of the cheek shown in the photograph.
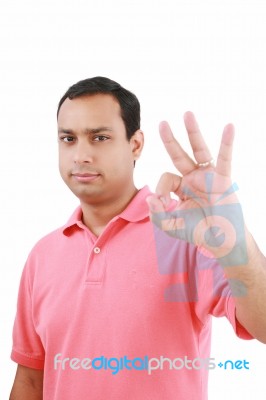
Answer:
[58,153,70,176]
[110,155,134,177]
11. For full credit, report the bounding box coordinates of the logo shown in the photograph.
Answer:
[53,353,250,375]
[152,172,248,301]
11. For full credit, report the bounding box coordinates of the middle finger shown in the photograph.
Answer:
[184,111,213,165]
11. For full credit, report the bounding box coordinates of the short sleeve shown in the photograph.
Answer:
[11,253,45,369]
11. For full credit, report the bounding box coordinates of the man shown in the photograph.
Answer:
[10,77,266,399]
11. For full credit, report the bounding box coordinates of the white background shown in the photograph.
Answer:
[1,0,266,398]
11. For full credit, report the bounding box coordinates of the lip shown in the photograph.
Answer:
[72,173,100,182]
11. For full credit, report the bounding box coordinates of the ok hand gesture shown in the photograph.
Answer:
[147,112,246,267]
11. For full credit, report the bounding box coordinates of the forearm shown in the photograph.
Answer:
[223,229,266,343]
[9,365,43,400]
[9,383,43,400]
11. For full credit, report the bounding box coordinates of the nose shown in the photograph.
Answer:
[74,140,93,164]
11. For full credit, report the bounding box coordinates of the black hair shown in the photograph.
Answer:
[57,76,140,141]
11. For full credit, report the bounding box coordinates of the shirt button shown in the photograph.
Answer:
[94,247,101,254]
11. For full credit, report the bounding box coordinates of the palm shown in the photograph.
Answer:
[147,112,243,263]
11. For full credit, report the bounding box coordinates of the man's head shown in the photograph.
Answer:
[57,77,144,207]
[57,76,140,141]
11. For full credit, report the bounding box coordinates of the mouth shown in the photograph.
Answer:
[71,172,101,183]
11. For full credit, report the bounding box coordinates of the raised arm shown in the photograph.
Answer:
[147,112,266,343]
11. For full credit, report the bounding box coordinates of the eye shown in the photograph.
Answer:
[60,136,75,143]
[93,135,109,142]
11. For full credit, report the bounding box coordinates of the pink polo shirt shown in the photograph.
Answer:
[11,186,252,400]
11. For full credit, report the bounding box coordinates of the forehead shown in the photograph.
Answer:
[57,94,122,126]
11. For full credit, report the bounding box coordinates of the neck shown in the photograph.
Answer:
[80,186,139,236]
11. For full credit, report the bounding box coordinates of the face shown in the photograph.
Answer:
[57,94,143,205]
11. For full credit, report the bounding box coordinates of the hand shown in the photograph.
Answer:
[147,112,247,267]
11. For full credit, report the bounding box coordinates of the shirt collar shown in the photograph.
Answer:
[62,185,152,236]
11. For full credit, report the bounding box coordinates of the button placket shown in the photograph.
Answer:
[85,242,106,284]
[93,247,101,254]
[85,221,119,284]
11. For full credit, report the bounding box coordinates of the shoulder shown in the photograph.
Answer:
[28,206,82,255]
[22,226,66,271]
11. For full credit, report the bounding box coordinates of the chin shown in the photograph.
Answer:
[74,188,106,204]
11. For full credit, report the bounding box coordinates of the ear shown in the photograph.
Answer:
[130,129,144,161]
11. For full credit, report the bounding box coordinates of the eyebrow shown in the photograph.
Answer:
[58,127,113,135]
